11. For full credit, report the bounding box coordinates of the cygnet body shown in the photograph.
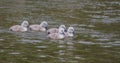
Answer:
[9,21,29,32]
[29,21,48,31]
[47,27,65,39]
[47,25,66,34]
[65,27,74,37]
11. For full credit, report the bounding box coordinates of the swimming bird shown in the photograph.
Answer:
[47,25,66,34]
[9,20,29,32]
[47,27,65,39]
[65,27,74,37]
[29,21,48,31]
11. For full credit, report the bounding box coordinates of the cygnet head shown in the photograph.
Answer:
[59,25,66,29]
[40,21,48,30]
[21,20,29,28]
[68,27,74,32]
[67,27,74,36]
[59,25,67,32]
[59,27,65,35]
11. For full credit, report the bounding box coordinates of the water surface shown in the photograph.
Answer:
[0,0,120,63]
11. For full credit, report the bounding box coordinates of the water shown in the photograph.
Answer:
[0,0,120,63]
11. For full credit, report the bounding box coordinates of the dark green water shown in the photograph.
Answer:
[0,0,120,63]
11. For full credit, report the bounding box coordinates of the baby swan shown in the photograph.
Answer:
[65,27,74,37]
[29,21,48,31]
[47,25,66,34]
[9,20,29,32]
[47,27,65,40]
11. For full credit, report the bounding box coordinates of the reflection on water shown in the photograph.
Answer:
[0,0,120,63]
